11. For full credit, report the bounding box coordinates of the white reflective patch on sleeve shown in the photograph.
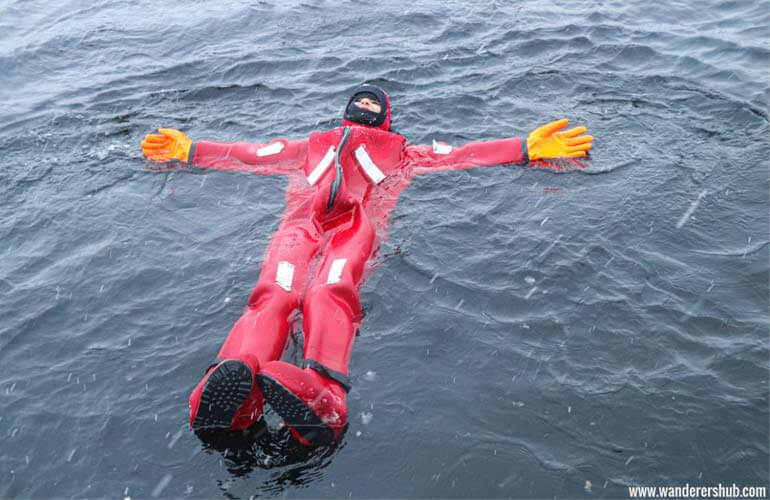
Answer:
[432,139,453,155]
[307,146,336,186]
[354,145,386,184]
[326,258,347,284]
[256,141,285,157]
[275,261,295,292]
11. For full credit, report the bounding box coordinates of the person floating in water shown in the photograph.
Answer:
[141,84,593,446]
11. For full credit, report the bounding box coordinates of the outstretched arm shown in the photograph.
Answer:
[407,119,593,174]
[141,128,307,175]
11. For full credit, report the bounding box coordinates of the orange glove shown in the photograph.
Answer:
[141,128,192,163]
[526,118,593,160]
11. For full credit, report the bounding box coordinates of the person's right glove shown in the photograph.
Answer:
[526,118,593,160]
[141,128,192,163]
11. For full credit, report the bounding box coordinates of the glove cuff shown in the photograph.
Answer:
[521,136,529,163]
[187,141,197,166]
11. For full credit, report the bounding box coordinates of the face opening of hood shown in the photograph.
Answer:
[342,84,391,131]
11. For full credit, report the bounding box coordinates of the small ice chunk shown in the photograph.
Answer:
[224,297,231,303]
[360,412,373,425]
[364,371,376,382]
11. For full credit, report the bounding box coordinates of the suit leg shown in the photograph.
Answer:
[257,206,377,444]
[190,211,323,432]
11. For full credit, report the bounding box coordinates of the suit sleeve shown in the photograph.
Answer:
[188,138,308,175]
[405,137,527,175]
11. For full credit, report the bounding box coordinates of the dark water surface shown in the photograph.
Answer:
[1,0,768,498]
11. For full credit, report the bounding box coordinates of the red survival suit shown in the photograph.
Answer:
[188,85,526,445]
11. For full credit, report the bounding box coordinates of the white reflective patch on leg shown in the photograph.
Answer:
[307,146,336,186]
[432,139,452,155]
[256,141,285,157]
[275,261,295,292]
[326,258,347,284]
[354,145,386,184]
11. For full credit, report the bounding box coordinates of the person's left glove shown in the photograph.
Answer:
[141,128,192,163]
[526,118,593,160]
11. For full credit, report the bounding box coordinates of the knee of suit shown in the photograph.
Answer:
[246,281,299,311]
[304,282,361,318]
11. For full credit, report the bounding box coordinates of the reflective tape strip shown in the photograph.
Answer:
[275,261,295,292]
[327,258,347,284]
[307,146,336,186]
[354,145,386,184]
[256,141,285,157]
[432,139,452,155]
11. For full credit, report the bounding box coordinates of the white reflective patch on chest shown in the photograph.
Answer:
[432,139,453,155]
[354,145,386,184]
[327,258,347,284]
[275,261,295,292]
[307,146,336,186]
[256,141,285,157]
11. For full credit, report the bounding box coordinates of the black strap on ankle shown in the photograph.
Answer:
[205,358,225,374]
[303,359,351,393]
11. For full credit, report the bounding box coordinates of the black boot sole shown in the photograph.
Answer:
[192,360,253,432]
[256,374,334,445]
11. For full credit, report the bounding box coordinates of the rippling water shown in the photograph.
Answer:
[1,0,768,498]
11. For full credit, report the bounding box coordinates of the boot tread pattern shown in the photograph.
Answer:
[192,360,253,431]
[256,374,334,445]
